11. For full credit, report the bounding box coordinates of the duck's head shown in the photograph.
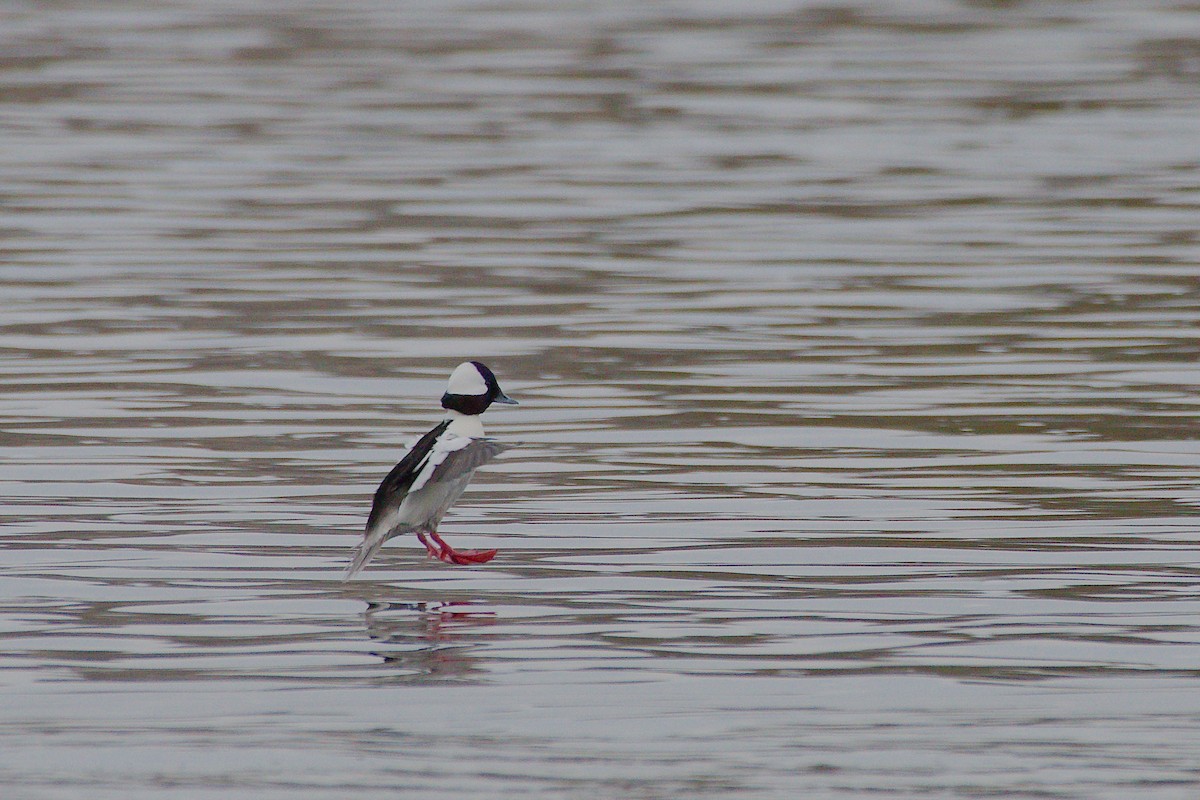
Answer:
[441,361,517,416]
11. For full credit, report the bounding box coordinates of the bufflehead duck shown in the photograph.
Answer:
[343,361,517,578]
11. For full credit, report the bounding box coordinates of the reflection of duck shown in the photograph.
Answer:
[362,600,497,678]
[344,361,517,578]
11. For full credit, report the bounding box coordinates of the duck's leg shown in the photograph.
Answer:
[416,530,442,559]
[428,529,498,565]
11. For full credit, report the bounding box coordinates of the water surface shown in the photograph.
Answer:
[3,1,1200,797]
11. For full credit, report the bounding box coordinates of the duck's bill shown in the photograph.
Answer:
[494,392,518,405]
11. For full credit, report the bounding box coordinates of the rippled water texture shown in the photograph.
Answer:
[3,1,1200,797]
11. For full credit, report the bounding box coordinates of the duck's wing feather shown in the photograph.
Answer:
[408,436,512,493]
[365,420,451,533]
[366,423,512,531]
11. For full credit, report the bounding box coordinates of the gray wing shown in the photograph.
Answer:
[412,438,513,492]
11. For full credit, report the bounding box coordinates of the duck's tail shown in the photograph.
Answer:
[343,530,394,580]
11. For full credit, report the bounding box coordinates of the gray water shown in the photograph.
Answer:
[3,1,1200,797]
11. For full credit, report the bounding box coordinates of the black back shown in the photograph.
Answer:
[366,420,450,531]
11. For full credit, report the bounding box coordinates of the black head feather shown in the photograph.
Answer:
[441,361,516,415]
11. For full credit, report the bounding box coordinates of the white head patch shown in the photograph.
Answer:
[446,362,488,395]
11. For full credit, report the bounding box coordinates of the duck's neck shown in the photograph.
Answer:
[444,410,485,438]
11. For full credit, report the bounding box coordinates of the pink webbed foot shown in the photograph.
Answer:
[428,531,498,565]
[439,547,498,565]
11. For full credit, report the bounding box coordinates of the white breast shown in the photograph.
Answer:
[444,410,485,438]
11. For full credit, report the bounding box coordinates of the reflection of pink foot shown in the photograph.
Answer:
[428,531,498,565]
